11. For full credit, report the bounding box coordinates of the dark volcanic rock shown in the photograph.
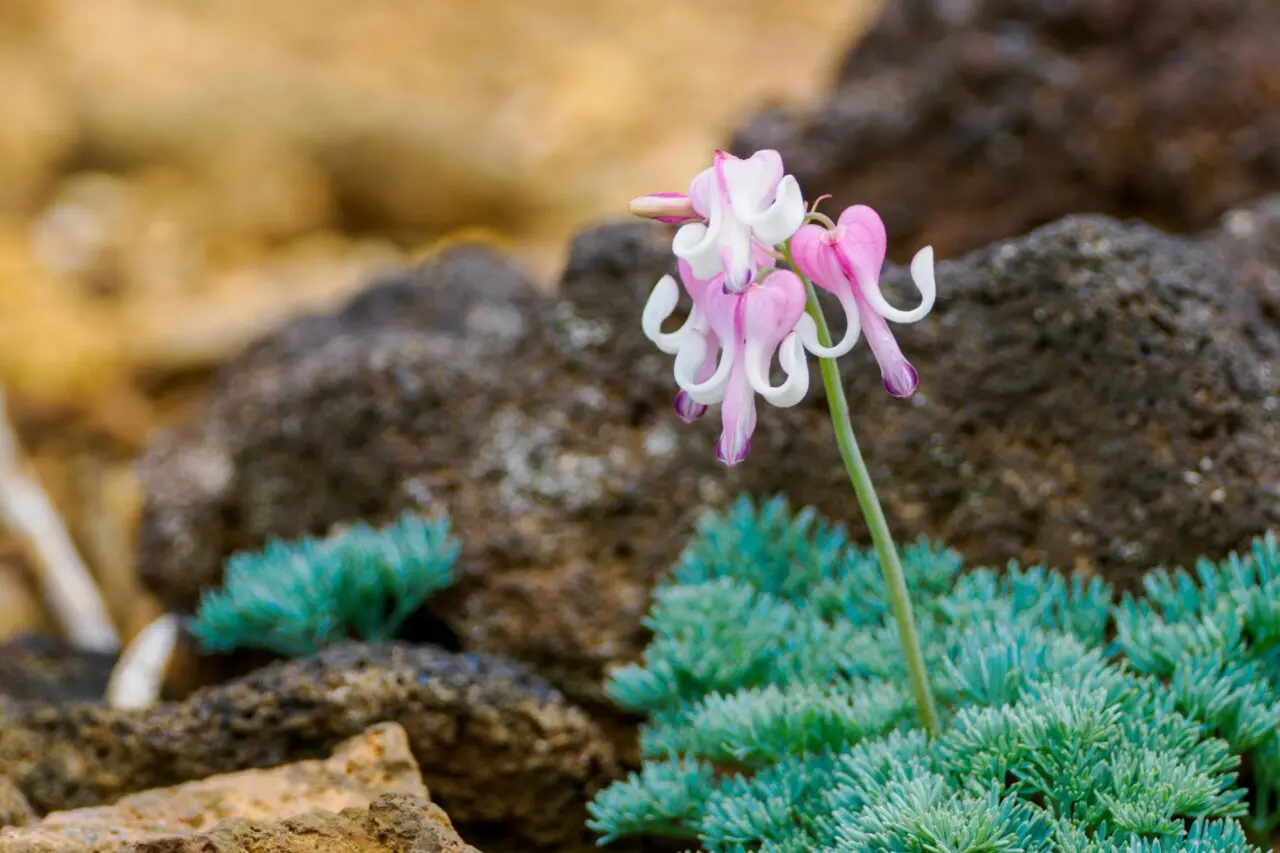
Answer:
[135,209,1280,700]
[733,0,1280,263]
[0,642,614,847]
[0,634,116,703]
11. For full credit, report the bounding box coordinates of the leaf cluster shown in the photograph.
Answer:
[189,512,459,657]
[590,496,1279,851]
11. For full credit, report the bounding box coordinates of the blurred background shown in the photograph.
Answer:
[0,0,878,646]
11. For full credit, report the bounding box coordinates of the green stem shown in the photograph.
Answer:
[783,246,941,738]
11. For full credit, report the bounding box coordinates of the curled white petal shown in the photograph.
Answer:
[860,245,937,324]
[671,221,723,280]
[641,274,696,354]
[795,293,861,359]
[744,175,806,246]
[674,335,733,405]
[744,332,809,408]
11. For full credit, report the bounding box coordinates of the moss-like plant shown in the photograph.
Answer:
[588,495,1280,852]
[188,512,459,657]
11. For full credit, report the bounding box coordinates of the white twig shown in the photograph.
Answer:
[0,387,119,652]
[107,612,178,709]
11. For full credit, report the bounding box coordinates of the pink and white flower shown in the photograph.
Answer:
[790,205,936,398]
[633,150,937,466]
[643,257,809,466]
[631,149,806,292]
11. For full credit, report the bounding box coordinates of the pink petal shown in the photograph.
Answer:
[790,223,846,294]
[741,270,807,350]
[715,359,756,467]
[835,204,888,283]
[855,290,919,398]
[701,275,742,346]
[677,258,715,307]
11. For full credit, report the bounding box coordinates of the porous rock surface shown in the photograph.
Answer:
[136,207,1280,698]
[0,642,614,847]
[0,722,425,851]
[733,0,1280,262]
[122,792,478,853]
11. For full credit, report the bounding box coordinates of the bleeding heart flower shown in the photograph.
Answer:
[790,205,936,398]
[630,149,805,293]
[642,258,809,466]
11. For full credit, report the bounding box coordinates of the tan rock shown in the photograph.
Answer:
[123,793,479,853]
[0,723,425,851]
[0,776,35,829]
[0,549,52,643]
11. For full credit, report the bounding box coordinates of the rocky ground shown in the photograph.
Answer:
[2,0,1279,850]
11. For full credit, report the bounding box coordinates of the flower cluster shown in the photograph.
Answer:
[631,149,937,466]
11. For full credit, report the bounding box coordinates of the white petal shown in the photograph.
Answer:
[745,175,806,246]
[744,332,809,408]
[672,221,723,280]
[641,275,691,354]
[674,336,733,405]
[723,151,783,220]
[796,293,861,358]
[861,245,937,324]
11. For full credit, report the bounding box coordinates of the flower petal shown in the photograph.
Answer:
[745,175,806,246]
[719,215,757,292]
[688,167,715,219]
[674,327,733,405]
[641,274,692,354]
[795,291,862,359]
[674,390,708,423]
[672,220,722,280]
[836,206,934,324]
[742,269,807,344]
[745,330,809,407]
[856,290,919,398]
[789,223,845,292]
[715,362,756,467]
[676,258,715,306]
[739,270,809,406]
[721,149,784,222]
[629,193,700,223]
[835,205,887,273]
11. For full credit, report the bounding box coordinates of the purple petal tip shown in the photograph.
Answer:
[674,392,708,423]
[883,363,920,398]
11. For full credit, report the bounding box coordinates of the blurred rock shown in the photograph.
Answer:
[133,206,1280,701]
[0,550,53,642]
[734,0,1280,263]
[14,0,875,272]
[0,0,880,656]
[0,642,613,847]
[0,634,115,703]
[0,776,34,830]
[0,723,424,851]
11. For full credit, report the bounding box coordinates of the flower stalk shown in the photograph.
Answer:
[784,243,941,737]
[632,147,941,737]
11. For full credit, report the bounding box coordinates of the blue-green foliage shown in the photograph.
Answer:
[188,512,459,657]
[590,495,1279,852]
[1115,533,1280,837]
